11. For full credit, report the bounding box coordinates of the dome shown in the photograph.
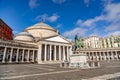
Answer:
[24,22,59,39]
[14,32,34,42]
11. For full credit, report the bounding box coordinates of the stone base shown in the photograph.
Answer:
[37,61,62,64]
[69,62,89,69]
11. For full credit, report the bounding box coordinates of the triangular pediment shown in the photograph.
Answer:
[44,36,71,43]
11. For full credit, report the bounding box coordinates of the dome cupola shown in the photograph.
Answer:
[24,22,59,39]
[14,32,34,42]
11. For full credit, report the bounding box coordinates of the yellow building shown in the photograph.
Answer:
[83,36,100,49]
[99,36,120,48]
[84,36,120,49]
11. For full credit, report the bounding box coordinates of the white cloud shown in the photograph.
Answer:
[89,34,98,37]
[104,3,120,21]
[89,29,100,37]
[104,3,120,31]
[63,28,87,38]
[84,0,90,7]
[76,16,104,27]
[75,3,120,34]
[76,19,83,26]
[105,20,120,31]
[48,14,60,22]
[35,13,60,22]
[106,31,120,36]
[29,0,39,9]
[62,2,120,39]
[52,0,66,4]
[82,19,95,27]
[56,24,62,28]
[13,30,19,36]
[101,0,113,5]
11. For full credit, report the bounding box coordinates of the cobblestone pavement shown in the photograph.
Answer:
[0,61,120,80]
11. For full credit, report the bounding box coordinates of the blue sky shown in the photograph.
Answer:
[0,0,120,40]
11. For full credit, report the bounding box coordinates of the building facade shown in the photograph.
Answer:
[0,19,13,40]
[0,22,72,64]
[84,36,100,49]
[83,36,120,49]
[99,36,120,48]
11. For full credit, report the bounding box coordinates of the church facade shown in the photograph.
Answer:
[0,22,72,64]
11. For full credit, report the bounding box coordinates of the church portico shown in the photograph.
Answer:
[37,41,72,64]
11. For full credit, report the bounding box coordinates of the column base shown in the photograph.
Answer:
[9,60,13,63]
[37,60,61,64]
[2,61,5,63]
[15,61,18,63]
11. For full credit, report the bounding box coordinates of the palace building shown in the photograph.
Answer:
[0,22,72,64]
[83,36,120,49]
[0,19,13,40]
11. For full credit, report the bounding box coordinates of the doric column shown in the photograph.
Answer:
[63,46,65,61]
[92,52,95,61]
[22,49,25,62]
[38,44,42,64]
[2,47,7,63]
[32,50,35,62]
[103,52,106,61]
[91,52,93,61]
[94,52,97,61]
[16,48,19,62]
[89,52,91,61]
[115,51,118,60]
[67,46,69,61]
[95,52,98,61]
[99,52,102,61]
[87,52,89,61]
[69,46,72,55]
[49,45,52,61]
[59,45,61,61]
[92,62,95,67]
[87,52,90,60]
[54,45,56,61]
[27,50,30,62]
[44,44,47,61]
[111,51,114,60]
[98,52,100,61]
[89,52,92,61]
[107,51,110,60]
[9,48,13,62]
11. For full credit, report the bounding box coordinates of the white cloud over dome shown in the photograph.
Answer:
[35,13,60,22]
[29,0,39,9]
[52,0,66,4]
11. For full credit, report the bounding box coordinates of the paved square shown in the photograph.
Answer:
[0,61,120,80]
